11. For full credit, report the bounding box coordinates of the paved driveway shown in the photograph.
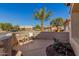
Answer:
[14,39,54,56]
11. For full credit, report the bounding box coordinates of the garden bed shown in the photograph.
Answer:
[46,38,75,56]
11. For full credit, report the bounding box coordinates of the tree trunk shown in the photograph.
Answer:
[41,25,44,32]
[41,20,44,32]
[50,25,52,32]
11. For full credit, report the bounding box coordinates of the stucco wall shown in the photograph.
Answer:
[70,13,79,55]
[70,38,79,56]
[34,32,69,43]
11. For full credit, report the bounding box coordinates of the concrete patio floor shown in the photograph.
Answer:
[13,39,54,56]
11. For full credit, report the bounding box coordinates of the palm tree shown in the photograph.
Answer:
[50,17,64,32]
[34,7,51,32]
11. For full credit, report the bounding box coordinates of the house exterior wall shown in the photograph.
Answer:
[65,3,79,55]
[19,26,33,31]
[70,13,79,55]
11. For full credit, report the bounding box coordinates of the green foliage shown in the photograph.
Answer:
[53,38,75,56]
[34,7,52,31]
[0,23,20,31]
[34,24,41,31]
[0,23,13,31]
[50,17,64,27]
[34,7,51,20]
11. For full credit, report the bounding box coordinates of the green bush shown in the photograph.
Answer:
[34,24,41,31]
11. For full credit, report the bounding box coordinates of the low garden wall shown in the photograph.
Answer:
[34,32,69,43]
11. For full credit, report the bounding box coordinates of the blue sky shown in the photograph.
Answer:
[0,3,69,26]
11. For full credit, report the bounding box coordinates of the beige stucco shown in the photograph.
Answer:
[70,3,79,55]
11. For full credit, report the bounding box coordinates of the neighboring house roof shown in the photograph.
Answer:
[64,19,71,25]
[19,26,33,28]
